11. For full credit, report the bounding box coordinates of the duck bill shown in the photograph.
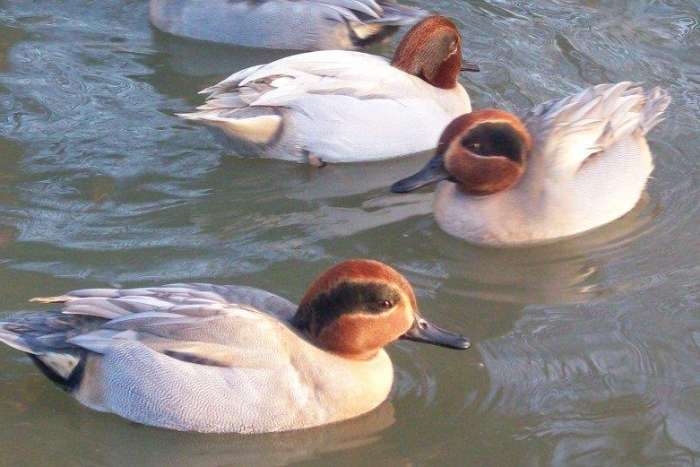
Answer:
[391,153,450,193]
[460,60,480,72]
[401,316,471,350]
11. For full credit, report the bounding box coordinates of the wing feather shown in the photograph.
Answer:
[524,82,671,179]
[188,51,396,111]
[6,284,296,369]
[179,50,414,154]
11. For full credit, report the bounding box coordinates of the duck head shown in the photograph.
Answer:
[291,259,470,360]
[392,16,479,89]
[391,110,531,195]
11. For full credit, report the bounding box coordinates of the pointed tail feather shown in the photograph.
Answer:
[640,87,671,135]
[178,111,282,145]
[0,325,36,354]
[0,312,99,390]
[347,1,428,46]
[30,295,73,304]
[369,1,430,26]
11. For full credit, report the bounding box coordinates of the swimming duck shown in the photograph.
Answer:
[0,259,469,433]
[391,82,671,245]
[179,16,479,165]
[149,0,429,51]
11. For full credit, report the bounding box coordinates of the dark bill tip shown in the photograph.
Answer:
[460,60,480,72]
[390,177,421,194]
[390,153,450,193]
[400,317,471,350]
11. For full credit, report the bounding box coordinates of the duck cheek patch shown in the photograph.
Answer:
[448,154,523,196]
[317,314,379,355]
[317,308,412,356]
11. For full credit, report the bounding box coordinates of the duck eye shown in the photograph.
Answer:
[378,300,393,309]
[461,135,483,154]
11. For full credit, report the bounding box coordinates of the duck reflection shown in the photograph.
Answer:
[391,189,656,306]
[136,30,294,106]
[150,28,293,78]
[17,397,396,466]
[185,154,435,245]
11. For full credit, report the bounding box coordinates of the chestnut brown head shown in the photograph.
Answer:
[391,16,479,89]
[391,110,531,196]
[291,259,470,360]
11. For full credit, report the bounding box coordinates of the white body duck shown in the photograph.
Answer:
[179,16,477,164]
[149,0,428,51]
[0,260,469,433]
[392,83,671,245]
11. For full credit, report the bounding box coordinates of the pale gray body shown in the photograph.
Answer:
[434,83,671,245]
[149,0,427,50]
[0,284,394,433]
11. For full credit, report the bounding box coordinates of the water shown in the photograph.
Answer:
[0,0,699,465]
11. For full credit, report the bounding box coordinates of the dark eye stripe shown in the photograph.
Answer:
[296,281,401,333]
[460,122,524,161]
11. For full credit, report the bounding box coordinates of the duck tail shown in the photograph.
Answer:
[371,1,429,26]
[0,312,89,391]
[178,108,283,145]
[349,1,429,47]
[640,87,671,135]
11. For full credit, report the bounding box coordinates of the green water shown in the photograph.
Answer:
[0,1,699,465]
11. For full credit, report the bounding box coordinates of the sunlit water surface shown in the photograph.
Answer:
[0,1,699,465]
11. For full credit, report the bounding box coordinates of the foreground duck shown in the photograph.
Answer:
[0,260,469,433]
[179,16,478,164]
[392,82,671,245]
[149,0,428,51]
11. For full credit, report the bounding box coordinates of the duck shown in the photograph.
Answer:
[391,82,671,246]
[0,259,469,433]
[178,16,479,165]
[149,0,429,51]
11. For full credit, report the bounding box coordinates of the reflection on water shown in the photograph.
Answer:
[478,280,700,465]
[149,29,297,78]
[0,0,699,465]
[3,382,397,466]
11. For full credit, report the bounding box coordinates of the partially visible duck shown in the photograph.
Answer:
[0,259,469,433]
[149,0,429,51]
[179,16,479,164]
[391,82,671,245]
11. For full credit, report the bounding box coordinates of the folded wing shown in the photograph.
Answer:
[524,82,671,180]
[179,51,407,142]
[0,284,295,381]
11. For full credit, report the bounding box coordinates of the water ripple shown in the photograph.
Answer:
[0,0,698,465]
